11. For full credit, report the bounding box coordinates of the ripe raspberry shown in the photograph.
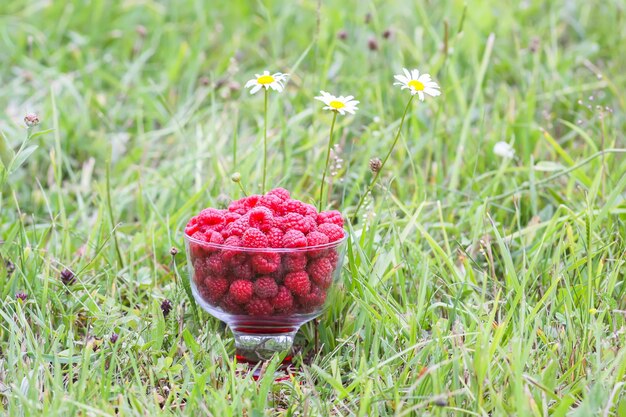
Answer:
[248,207,275,232]
[224,212,241,225]
[258,194,283,214]
[284,253,307,272]
[246,297,274,316]
[281,199,305,215]
[221,294,245,314]
[193,257,211,281]
[206,253,225,275]
[307,257,333,289]
[189,239,207,258]
[229,280,254,304]
[282,230,307,248]
[326,249,339,268]
[270,261,286,283]
[221,236,243,263]
[223,214,249,237]
[307,231,329,247]
[205,230,225,245]
[241,227,268,248]
[272,286,294,313]
[243,194,262,210]
[297,285,327,311]
[253,276,279,298]
[251,252,281,274]
[301,203,318,217]
[198,208,225,229]
[284,271,311,297]
[317,210,344,227]
[266,227,284,248]
[277,213,309,233]
[317,223,345,242]
[228,200,247,215]
[185,216,200,236]
[202,276,229,303]
[230,260,253,281]
[267,187,290,201]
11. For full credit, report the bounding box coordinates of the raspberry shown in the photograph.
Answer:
[241,228,268,248]
[267,187,290,201]
[253,276,279,298]
[221,236,243,263]
[297,285,327,311]
[284,271,311,297]
[317,210,344,227]
[228,200,247,215]
[278,213,313,234]
[326,250,339,268]
[198,208,225,229]
[301,203,318,217]
[251,252,281,274]
[307,257,333,289]
[317,223,345,242]
[224,212,241,225]
[189,239,207,258]
[270,261,286,283]
[243,194,262,210]
[282,230,307,248]
[258,194,283,214]
[221,294,245,314]
[272,286,294,313]
[224,214,249,237]
[248,207,275,232]
[284,253,307,272]
[230,261,253,281]
[266,227,284,248]
[205,230,225,245]
[206,253,225,276]
[229,280,253,304]
[202,276,229,303]
[246,298,274,316]
[281,199,305,215]
[185,216,200,236]
[307,231,329,247]
[193,257,211,281]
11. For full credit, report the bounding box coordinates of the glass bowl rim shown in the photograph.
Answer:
[183,229,348,253]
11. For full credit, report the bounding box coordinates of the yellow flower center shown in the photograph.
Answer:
[408,80,425,91]
[329,100,345,110]
[257,75,274,85]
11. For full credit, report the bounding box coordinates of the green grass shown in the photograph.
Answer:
[1,0,625,415]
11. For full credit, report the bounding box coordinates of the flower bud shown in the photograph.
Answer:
[369,157,382,173]
[24,113,40,127]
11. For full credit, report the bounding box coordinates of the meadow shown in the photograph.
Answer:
[1,0,625,415]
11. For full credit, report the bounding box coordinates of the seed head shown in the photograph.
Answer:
[367,37,379,51]
[231,172,241,183]
[337,30,348,40]
[5,260,15,275]
[160,299,173,317]
[169,247,179,256]
[110,332,119,344]
[24,113,40,127]
[382,29,392,39]
[60,268,75,285]
[369,157,382,173]
[15,291,27,302]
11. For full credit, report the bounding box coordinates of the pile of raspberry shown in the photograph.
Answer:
[185,188,345,316]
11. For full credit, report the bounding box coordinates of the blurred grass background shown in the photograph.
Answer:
[0,0,625,415]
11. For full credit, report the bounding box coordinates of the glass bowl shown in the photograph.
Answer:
[184,231,347,365]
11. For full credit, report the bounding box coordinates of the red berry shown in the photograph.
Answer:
[205,230,225,245]
[317,223,345,242]
[307,231,329,247]
[224,212,241,225]
[221,236,243,263]
[241,227,268,248]
[248,206,275,231]
[253,276,279,298]
[281,199,305,214]
[284,253,307,272]
[266,227,284,248]
[267,187,290,201]
[229,280,253,304]
[206,253,225,275]
[317,210,344,227]
[198,208,225,229]
[243,194,262,210]
[258,194,284,214]
[301,203,318,217]
[279,213,312,233]
[297,285,327,311]
[326,249,339,268]
[282,230,307,248]
[230,260,253,281]
[224,214,250,237]
[307,257,333,289]
[251,252,281,274]
[272,286,294,313]
[228,200,247,215]
[246,297,274,316]
[185,216,200,236]
[202,276,229,303]
[284,271,311,297]
[221,293,245,314]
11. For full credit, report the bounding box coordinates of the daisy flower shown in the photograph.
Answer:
[493,141,515,159]
[244,70,289,94]
[393,68,441,101]
[314,91,359,115]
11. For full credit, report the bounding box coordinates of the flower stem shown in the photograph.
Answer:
[262,88,268,194]
[352,95,414,221]
[318,111,338,211]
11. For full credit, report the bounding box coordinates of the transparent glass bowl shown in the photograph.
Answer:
[184,232,347,364]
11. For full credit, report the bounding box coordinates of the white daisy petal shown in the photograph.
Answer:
[417,91,425,101]
[411,69,420,80]
[403,68,412,80]
[494,141,515,159]
[250,84,262,94]
[424,88,441,97]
